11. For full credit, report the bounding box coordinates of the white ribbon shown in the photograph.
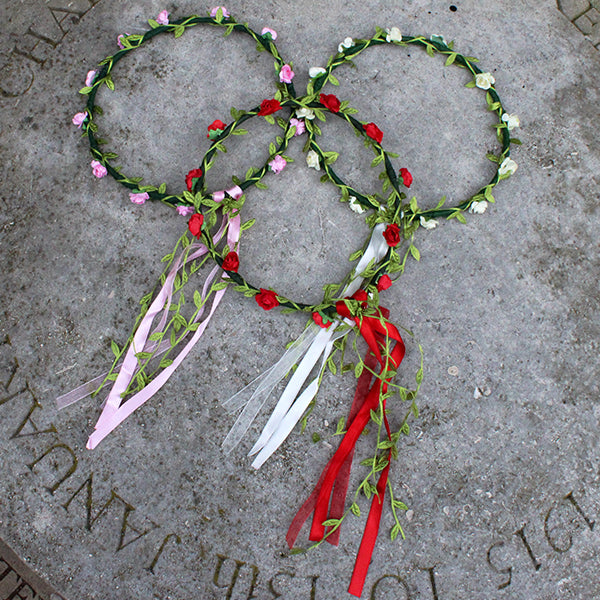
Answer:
[222,223,389,467]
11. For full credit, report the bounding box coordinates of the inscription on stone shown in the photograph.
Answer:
[0,0,103,99]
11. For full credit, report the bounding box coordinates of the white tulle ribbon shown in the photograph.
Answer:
[222,223,389,466]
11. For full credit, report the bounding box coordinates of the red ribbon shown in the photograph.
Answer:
[287,294,405,598]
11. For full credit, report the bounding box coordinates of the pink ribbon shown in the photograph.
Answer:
[85,188,242,449]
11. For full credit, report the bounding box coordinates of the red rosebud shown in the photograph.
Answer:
[185,168,203,192]
[188,213,204,238]
[352,289,368,303]
[312,311,333,329]
[255,288,279,310]
[399,167,413,188]
[383,223,400,247]
[257,99,282,116]
[363,122,383,144]
[207,119,227,138]
[222,251,239,272]
[319,93,341,113]
[377,274,393,291]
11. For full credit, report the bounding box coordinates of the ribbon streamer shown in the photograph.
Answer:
[221,223,389,463]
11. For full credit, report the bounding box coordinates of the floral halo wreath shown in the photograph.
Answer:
[64,9,520,599]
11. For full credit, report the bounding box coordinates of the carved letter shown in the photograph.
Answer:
[420,566,439,600]
[487,541,512,590]
[545,491,596,553]
[514,525,541,571]
[370,574,411,600]
[26,442,78,494]
[213,554,260,600]
[268,570,295,599]
[146,533,182,574]
[9,384,57,439]
[62,473,158,551]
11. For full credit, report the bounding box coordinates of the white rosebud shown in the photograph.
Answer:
[348,196,366,214]
[475,72,495,90]
[501,113,520,131]
[338,37,354,52]
[469,200,488,214]
[498,157,518,176]
[419,216,438,230]
[296,107,315,120]
[306,150,320,170]
[386,27,402,43]
[308,67,326,78]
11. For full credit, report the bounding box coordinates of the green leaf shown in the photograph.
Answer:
[465,80,476,88]
[350,502,361,516]
[393,500,408,510]
[312,432,321,443]
[370,409,382,426]
[241,218,255,231]
[354,361,364,379]
[322,519,340,527]
[335,417,346,435]
[79,86,93,95]
[416,368,423,385]
[159,358,174,368]
[328,73,339,86]
[174,25,185,38]
[391,523,403,541]
[445,53,457,66]
[110,340,120,357]
[158,182,167,194]
[193,290,202,308]
[409,245,420,261]
[148,19,160,28]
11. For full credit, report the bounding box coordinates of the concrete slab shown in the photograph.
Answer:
[1,0,599,599]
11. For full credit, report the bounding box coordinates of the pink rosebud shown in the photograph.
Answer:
[117,33,130,49]
[72,112,87,128]
[268,155,287,174]
[261,27,277,40]
[279,64,294,84]
[210,6,230,18]
[90,160,107,178]
[129,192,149,205]
[156,10,169,25]
[289,118,305,136]
[176,205,195,216]
[85,70,97,87]
[227,185,243,200]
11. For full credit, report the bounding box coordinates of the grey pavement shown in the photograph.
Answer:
[1,0,600,599]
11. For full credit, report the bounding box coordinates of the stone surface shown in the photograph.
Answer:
[1,1,600,599]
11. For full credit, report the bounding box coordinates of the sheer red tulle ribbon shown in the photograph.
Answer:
[287,293,405,598]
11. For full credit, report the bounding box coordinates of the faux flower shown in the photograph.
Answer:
[255,288,279,310]
[261,27,277,40]
[383,223,400,247]
[156,10,169,25]
[72,112,87,128]
[90,160,107,178]
[420,216,438,229]
[176,205,195,216]
[289,117,305,136]
[469,200,488,214]
[296,107,315,120]
[306,150,320,170]
[279,64,294,84]
[309,67,326,78]
[222,251,239,272]
[338,37,354,52]
[258,99,282,116]
[363,122,383,144]
[85,70,97,87]
[210,6,230,18]
[269,155,287,174]
[185,168,203,191]
[399,167,413,188]
[348,196,366,214]
[312,311,333,329]
[386,27,402,43]
[319,93,341,113]
[129,192,149,205]
[502,113,520,131]
[475,72,495,90]
[207,119,227,139]
[498,157,518,176]
[188,213,204,238]
[377,274,393,291]
[117,33,130,49]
